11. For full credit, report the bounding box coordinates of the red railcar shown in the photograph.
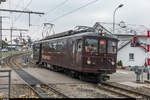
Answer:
[33,31,118,82]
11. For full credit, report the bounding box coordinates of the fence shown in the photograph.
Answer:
[0,70,11,98]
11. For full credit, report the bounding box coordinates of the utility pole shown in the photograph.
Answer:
[0,9,44,27]
[0,16,9,67]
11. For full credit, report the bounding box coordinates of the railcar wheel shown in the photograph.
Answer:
[69,71,77,78]
[97,74,109,83]
[35,62,39,64]
[47,64,51,70]
[53,66,60,72]
[79,75,86,81]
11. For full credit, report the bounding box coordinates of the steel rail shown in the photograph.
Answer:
[5,54,69,98]
[96,86,133,98]
[5,55,42,98]
[42,84,69,98]
[100,82,150,98]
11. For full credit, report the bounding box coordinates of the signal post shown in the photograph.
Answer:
[131,30,150,82]
[146,31,150,80]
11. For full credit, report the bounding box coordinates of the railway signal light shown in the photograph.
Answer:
[147,58,150,66]
[147,45,150,52]
[147,30,150,38]
[101,33,105,37]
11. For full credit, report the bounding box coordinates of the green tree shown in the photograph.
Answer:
[117,60,123,66]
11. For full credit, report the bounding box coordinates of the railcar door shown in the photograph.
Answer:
[39,43,42,62]
[72,41,76,65]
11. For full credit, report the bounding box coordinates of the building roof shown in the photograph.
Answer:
[96,22,150,36]
[118,40,147,53]
[118,40,131,51]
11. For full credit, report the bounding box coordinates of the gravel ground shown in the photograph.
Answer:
[47,84,116,98]
[1,53,150,98]
[0,84,39,98]
[0,69,25,85]
[15,54,86,84]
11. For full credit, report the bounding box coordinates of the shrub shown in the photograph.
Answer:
[117,60,123,66]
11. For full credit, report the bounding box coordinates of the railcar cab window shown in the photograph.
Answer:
[99,40,106,53]
[108,40,117,54]
[85,39,98,53]
[77,40,82,52]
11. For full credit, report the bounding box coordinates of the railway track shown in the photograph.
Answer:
[4,53,69,98]
[4,53,150,98]
[27,53,150,98]
[97,82,150,98]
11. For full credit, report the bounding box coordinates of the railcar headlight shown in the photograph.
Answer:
[112,61,115,65]
[87,60,91,64]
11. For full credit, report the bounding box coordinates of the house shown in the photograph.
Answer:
[117,34,147,67]
[96,22,150,67]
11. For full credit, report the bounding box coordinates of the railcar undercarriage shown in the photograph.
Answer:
[37,61,110,83]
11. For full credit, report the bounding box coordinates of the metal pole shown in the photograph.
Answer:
[0,9,44,15]
[113,8,118,34]
[141,68,143,83]
[0,16,2,67]
[8,70,11,98]
[113,4,124,34]
[29,13,31,27]
[10,28,13,52]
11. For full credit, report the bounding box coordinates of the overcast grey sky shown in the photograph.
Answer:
[0,0,150,40]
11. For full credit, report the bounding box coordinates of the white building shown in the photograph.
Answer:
[117,34,147,67]
[96,22,150,67]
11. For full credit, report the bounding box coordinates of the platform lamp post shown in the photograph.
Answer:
[113,4,124,34]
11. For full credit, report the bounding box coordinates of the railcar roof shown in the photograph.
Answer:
[33,32,117,44]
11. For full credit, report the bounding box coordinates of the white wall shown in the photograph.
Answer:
[117,35,132,41]
[117,43,146,67]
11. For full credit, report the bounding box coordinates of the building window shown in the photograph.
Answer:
[129,53,134,61]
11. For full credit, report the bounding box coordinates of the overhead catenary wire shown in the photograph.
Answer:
[49,0,101,23]
[14,0,33,22]
[32,0,100,38]
[33,0,69,25]
[45,0,69,15]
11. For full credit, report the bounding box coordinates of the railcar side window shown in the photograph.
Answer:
[52,43,57,52]
[48,42,64,52]
[99,40,106,53]
[85,39,98,53]
[57,42,64,52]
[77,40,82,52]
[48,43,54,52]
[108,40,117,54]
